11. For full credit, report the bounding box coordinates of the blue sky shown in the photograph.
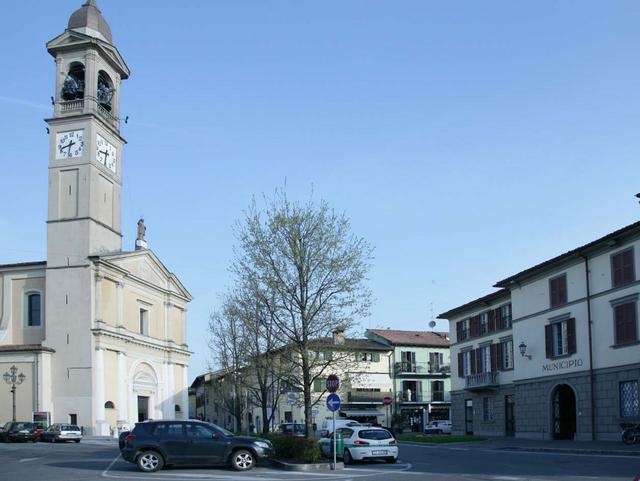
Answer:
[1,1,639,379]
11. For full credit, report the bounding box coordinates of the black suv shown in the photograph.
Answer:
[121,420,273,472]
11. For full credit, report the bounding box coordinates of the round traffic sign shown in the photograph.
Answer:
[383,396,393,406]
[326,374,339,393]
[326,393,341,412]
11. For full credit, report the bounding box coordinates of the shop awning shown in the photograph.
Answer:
[340,410,384,417]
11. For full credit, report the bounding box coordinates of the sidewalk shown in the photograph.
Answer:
[477,436,640,457]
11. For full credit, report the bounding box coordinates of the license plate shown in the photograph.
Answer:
[372,450,387,455]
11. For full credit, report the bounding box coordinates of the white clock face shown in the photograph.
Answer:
[96,134,117,173]
[55,130,84,159]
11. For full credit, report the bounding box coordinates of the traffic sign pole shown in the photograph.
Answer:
[332,409,336,470]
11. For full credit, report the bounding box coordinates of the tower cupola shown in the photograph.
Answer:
[68,0,113,43]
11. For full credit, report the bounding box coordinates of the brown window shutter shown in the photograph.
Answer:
[545,324,553,358]
[488,310,496,332]
[622,250,635,284]
[470,349,477,375]
[615,303,637,344]
[456,321,463,341]
[457,352,464,378]
[549,278,557,307]
[567,318,576,354]
[612,253,623,286]
[490,344,498,372]
[497,342,504,370]
[472,315,481,337]
[475,349,483,374]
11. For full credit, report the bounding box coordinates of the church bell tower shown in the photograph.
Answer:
[44,0,130,433]
[45,0,129,266]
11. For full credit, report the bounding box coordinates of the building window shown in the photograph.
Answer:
[500,304,512,329]
[139,308,149,335]
[483,397,495,422]
[460,350,472,377]
[613,302,638,345]
[313,378,326,392]
[549,274,567,308]
[620,381,639,418]
[478,345,491,373]
[611,248,635,288]
[429,352,443,372]
[480,312,489,335]
[458,318,470,341]
[104,401,115,409]
[545,318,576,358]
[27,293,42,327]
[501,339,514,370]
[354,352,380,362]
[431,381,444,402]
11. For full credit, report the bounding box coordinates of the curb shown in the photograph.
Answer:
[498,446,640,457]
[269,459,344,471]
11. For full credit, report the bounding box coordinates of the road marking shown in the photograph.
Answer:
[18,457,42,463]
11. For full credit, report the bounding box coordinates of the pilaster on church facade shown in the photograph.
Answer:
[0,0,191,435]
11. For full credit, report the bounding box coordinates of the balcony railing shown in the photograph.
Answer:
[465,371,499,390]
[396,391,452,403]
[57,96,119,129]
[347,391,388,403]
[394,362,451,375]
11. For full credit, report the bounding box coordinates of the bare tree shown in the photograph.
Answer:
[208,300,247,432]
[232,191,373,437]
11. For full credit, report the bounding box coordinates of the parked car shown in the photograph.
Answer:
[319,426,399,464]
[119,430,130,450]
[424,420,452,434]
[120,420,273,472]
[277,423,307,437]
[40,424,82,443]
[0,422,38,442]
[320,419,361,437]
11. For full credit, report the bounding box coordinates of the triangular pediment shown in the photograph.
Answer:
[47,30,130,79]
[93,250,192,301]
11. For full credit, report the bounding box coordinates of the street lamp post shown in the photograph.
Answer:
[3,365,26,422]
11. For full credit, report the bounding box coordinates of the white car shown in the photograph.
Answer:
[320,426,398,464]
[424,420,452,434]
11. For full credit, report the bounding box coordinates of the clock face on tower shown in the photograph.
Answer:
[96,133,117,173]
[55,129,84,159]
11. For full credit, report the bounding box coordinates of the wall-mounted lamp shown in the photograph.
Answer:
[518,342,532,360]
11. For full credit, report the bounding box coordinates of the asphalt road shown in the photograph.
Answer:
[0,438,638,481]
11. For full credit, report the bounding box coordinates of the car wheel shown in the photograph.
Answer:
[386,457,397,464]
[136,450,164,473]
[231,449,255,471]
[74,440,81,443]
[343,449,353,465]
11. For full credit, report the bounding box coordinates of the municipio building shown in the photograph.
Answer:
[0,1,191,434]
[439,221,640,441]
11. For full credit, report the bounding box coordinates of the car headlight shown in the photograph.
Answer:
[254,441,271,449]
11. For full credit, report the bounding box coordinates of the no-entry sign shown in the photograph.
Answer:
[383,396,393,406]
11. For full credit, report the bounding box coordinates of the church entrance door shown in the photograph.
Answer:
[138,396,149,422]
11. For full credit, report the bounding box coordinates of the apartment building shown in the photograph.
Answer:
[439,221,640,441]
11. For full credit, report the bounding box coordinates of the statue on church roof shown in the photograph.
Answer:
[135,218,148,251]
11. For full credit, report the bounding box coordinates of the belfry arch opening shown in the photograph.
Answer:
[97,70,114,111]
[61,62,85,101]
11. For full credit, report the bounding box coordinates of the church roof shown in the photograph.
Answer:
[0,260,46,270]
[68,0,113,43]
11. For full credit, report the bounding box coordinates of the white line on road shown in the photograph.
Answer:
[18,457,42,463]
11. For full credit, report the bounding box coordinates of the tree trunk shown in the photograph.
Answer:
[302,352,313,438]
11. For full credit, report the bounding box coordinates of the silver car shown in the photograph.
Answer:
[41,424,82,443]
[320,426,399,464]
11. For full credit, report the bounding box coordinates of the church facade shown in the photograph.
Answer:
[0,1,191,435]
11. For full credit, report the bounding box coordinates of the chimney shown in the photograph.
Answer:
[332,327,346,345]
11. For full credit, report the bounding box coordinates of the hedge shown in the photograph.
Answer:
[260,434,323,463]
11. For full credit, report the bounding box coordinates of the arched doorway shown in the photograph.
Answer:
[551,384,576,440]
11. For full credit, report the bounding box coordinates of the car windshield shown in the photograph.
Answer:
[61,425,80,431]
[358,429,392,440]
[282,423,305,433]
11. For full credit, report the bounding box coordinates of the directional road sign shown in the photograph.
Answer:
[326,393,341,412]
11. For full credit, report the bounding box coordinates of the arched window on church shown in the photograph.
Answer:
[27,293,41,327]
[174,404,181,413]
[61,62,85,101]
[105,401,115,409]
[97,71,114,111]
